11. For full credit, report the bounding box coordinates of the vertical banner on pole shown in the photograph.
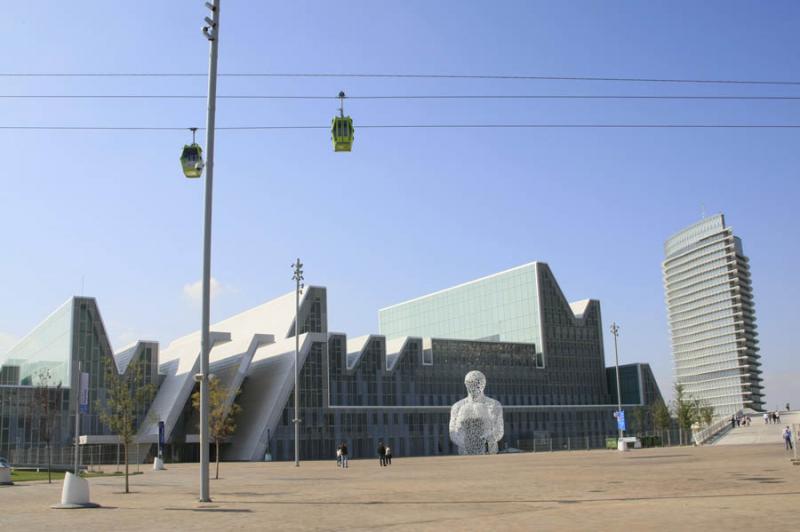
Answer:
[158,421,165,459]
[615,410,626,431]
[79,372,90,414]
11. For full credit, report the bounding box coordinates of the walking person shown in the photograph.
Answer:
[336,444,342,467]
[783,427,793,451]
[340,441,349,468]
[377,440,386,466]
[385,444,392,465]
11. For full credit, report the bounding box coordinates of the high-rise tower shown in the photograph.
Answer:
[663,214,764,416]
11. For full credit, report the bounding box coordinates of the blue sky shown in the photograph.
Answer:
[2,1,798,408]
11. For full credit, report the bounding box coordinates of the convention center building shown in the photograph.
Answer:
[0,262,662,463]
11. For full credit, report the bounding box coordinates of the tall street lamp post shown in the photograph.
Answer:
[198,0,221,503]
[291,259,304,467]
[610,322,625,451]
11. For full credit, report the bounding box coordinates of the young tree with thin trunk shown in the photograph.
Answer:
[31,368,62,484]
[632,406,646,436]
[697,402,714,428]
[673,384,696,445]
[192,376,241,480]
[96,358,155,494]
[651,399,672,446]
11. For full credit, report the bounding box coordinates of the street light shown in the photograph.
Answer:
[291,258,304,467]
[610,322,625,451]
[198,0,221,503]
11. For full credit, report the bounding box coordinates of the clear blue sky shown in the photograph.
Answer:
[2,1,798,408]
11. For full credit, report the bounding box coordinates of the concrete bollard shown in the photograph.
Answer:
[51,472,99,509]
[153,457,166,471]
[0,466,12,485]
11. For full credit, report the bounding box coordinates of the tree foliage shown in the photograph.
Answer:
[651,399,672,435]
[96,357,155,494]
[632,406,647,435]
[31,368,62,483]
[192,376,241,479]
[672,384,697,444]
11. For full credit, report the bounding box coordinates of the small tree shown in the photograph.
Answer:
[651,399,672,445]
[96,358,155,494]
[697,402,714,428]
[192,376,241,479]
[673,384,696,445]
[31,368,62,483]
[632,406,647,436]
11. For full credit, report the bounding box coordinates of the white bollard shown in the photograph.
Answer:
[51,472,99,509]
[0,466,12,485]
[153,456,165,471]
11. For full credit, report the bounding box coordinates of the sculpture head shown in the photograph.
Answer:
[464,370,486,400]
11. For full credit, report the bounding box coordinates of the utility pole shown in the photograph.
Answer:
[610,322,625,451]
[199,0,221,503]
[292,259,304,467]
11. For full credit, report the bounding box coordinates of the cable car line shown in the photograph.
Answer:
[4,94,800,101]
[2,123,800,131]
[1,72,800,86]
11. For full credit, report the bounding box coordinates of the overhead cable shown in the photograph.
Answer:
[1,72,799,86]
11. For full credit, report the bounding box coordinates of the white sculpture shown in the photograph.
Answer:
[449,370,504,454]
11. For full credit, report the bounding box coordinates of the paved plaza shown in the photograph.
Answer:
[1,443,798,531]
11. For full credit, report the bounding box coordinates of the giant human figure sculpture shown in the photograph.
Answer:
[449,370,504,454]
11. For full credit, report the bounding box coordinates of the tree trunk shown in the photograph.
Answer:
[215,440,220,480]
[124,443,129,494]
[47,443,52,484]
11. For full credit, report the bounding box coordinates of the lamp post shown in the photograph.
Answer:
[198,0,221,503]
[291,259,304,467]
[610,322,625,451]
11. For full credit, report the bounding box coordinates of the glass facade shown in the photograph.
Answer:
[260,334,643,461]
[379,263,542,351]
[2,299,72,387]
[663,215,764,417]
[0,297,159,462]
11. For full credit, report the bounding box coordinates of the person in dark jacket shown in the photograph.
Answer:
[377,440,387,466]
[340,442,349,468]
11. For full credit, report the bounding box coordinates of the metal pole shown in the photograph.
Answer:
[611,323,624,448]
[199,0,221,503]
[292,259,304,467]
[74,361,80,475]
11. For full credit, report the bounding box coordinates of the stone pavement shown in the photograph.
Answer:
[0,443,798,531]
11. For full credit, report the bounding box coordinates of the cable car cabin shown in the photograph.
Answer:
[181,144,204,178]
[331,116,354,152]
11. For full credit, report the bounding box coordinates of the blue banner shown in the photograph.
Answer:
[158,421,165,456]
[615,410,626,431]
[79,372,89,414]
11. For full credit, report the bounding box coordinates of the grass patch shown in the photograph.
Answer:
[10,469,144,482]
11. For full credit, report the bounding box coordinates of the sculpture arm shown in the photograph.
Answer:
[449,402,464,447]
[491,401,504,442]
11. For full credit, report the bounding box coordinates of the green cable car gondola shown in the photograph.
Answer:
[331,91,354,152]
[180,128,204,178]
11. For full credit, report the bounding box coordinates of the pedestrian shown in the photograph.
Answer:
[764,412,769,424]
[340,442,349,468]
[787,402,791,411]
[776,411,781,423]
[385,445,392,465]
[783,427,793,451]
[731,415,736,429]
[736,416,741,427]
[336,445,342,467]
[377,440,386,466]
